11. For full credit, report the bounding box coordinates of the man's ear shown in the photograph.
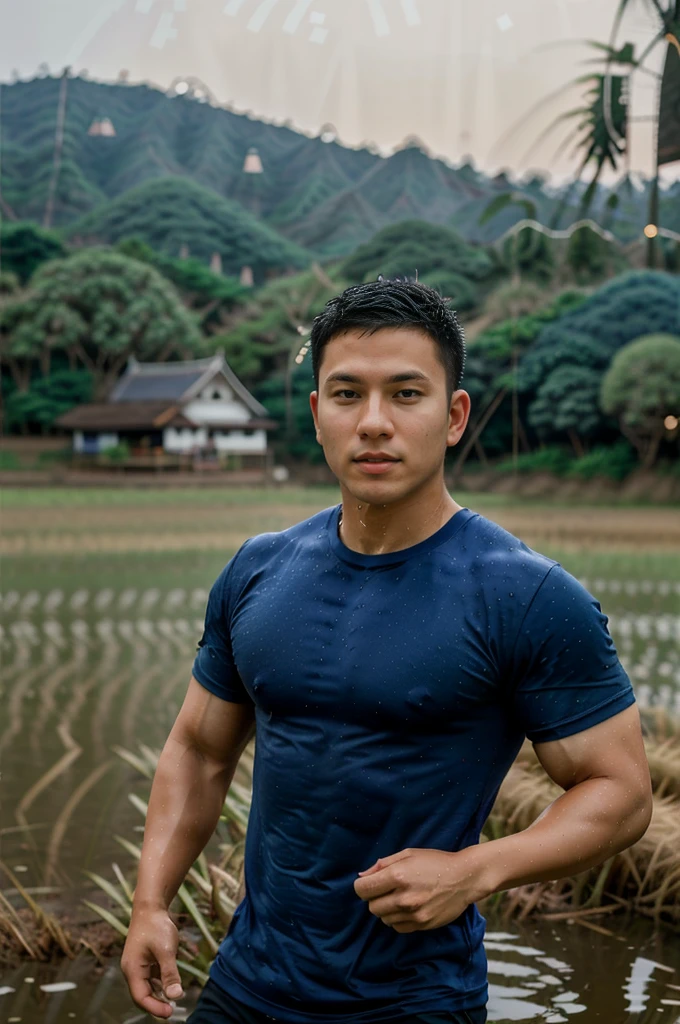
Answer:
[446,390,471,448]
[309,391,323,445]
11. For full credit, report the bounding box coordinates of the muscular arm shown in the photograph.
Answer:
[476,704,653,896]
[354,705,653,933]
[133,676,256,912]
[122,678,255,1017]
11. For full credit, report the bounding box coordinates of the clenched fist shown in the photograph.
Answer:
[353,846,487,934]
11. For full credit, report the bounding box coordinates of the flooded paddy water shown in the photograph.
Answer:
[1,488,679,1023]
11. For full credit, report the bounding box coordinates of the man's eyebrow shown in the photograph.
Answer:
[324,371,431,386]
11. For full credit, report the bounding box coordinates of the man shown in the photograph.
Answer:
[121,279,652,1024]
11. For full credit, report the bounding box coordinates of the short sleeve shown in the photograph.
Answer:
[508,564,635,743]
[192,548,251,704]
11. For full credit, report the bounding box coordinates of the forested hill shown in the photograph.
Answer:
[2,75,677,260]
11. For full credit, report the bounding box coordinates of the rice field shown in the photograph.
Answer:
[1,487,679,1023]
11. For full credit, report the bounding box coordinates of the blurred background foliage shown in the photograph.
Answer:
[1,69,679,478]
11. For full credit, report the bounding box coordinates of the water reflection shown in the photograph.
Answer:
[1,927,678,1023]
[486,931,587,1020]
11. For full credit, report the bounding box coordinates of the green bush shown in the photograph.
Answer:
[566,442,637,481]
[495,446,572,475]
[0,451,21,470]
[36,447,73,466]
[100,441,131,463]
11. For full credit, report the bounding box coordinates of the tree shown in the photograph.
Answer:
[116,237,246,331]
[566,224,614,283]
[478,194,556,285]
[254,361,325,464]
[552,57,630,223]
[544,4,680,265]
[3,368,93,434]
[68,178,311,281]
[0,272,20,296]
[452,289,587,477]
[608,1,680,266]
[521,271,680,451]
[478,281,549,470]
[600,333,680,467]
[529,364,603,456]
[0,250,201,400]
[0,222,67,283]
[342,221,495,307]
[209,266,339,385]
[501,226,555,285]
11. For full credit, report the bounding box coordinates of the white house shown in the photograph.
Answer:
[56,352,277,464]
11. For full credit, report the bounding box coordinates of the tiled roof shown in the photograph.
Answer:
[55,402,196,431]
[108,354,269,419]
[112,371,205,401]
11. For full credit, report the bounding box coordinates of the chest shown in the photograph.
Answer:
[230,561,503,731]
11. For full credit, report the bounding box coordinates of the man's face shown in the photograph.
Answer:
[309,327,471,506]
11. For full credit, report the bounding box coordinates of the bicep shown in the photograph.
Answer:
[171,676,256,767]
[533,704,651,794]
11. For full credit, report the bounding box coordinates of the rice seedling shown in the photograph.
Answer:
[82,744,252,984]
[0,862,75,962]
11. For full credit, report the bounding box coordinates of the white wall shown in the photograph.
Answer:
[183,379,251,426]
[214,429,266,453]
[184,398,251,425]
[163,428,207,452]
[163,428,267,453]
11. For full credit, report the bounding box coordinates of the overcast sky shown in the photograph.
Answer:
[1,0,675,183]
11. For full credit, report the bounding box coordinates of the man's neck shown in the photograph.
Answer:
[338,483,463,556]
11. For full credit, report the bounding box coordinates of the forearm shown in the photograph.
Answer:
[133,735,238,912]
[474,775,652,899]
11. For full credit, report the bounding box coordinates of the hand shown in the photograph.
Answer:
[353,847,487,934]
[121,907,184,1020]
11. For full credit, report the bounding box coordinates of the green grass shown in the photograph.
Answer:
[0,486,341,509]
[542,548,680,586]
[1,485,674,511]
[3,544,678,601]
[0,549,235,594]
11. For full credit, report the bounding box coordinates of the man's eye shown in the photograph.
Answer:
[334,390,358,399]
[397,390,421,399]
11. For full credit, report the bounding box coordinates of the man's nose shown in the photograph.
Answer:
[356,395,394,436]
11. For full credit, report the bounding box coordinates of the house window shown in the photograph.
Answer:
[82,431,100,455]
[211,390,222,400]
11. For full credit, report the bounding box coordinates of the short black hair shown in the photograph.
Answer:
[310,278,465,396]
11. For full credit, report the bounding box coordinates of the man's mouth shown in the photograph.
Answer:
[353,455,401,474]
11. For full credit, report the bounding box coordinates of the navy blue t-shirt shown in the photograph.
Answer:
[192,505,635,1022]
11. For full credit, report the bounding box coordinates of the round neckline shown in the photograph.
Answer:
[327,503,474,569]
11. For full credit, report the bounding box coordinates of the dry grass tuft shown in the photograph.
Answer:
[481,709,680,928]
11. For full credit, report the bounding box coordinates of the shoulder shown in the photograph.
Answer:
[231,504,336,573]
[455,510,557,590]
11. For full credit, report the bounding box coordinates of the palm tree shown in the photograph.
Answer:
[552,3,679,266]
[546,42,633,231]
[608,2,680,265]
